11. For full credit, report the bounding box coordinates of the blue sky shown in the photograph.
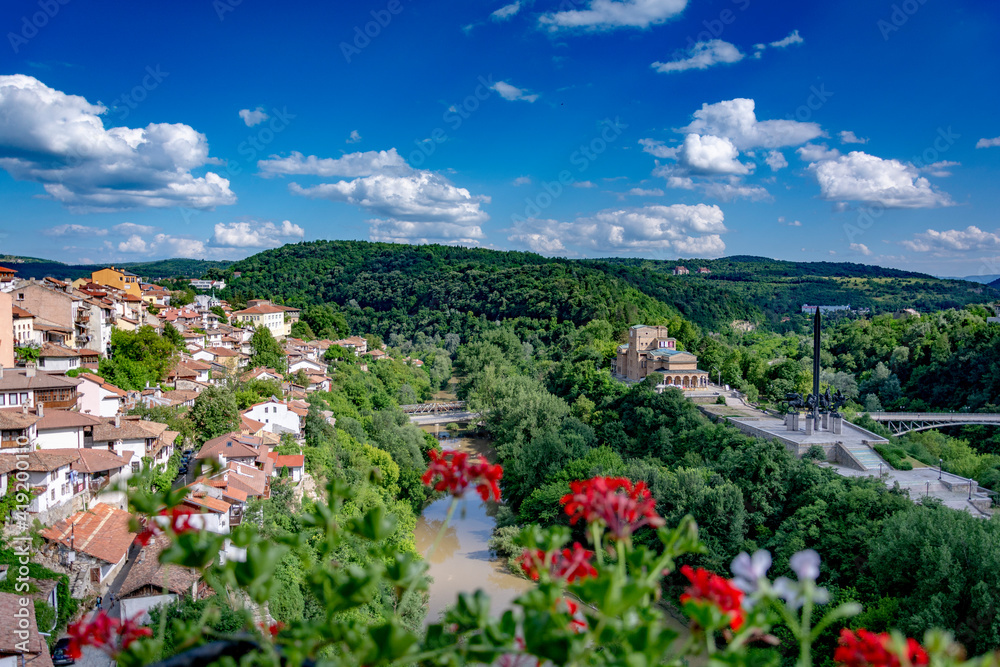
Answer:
[1,0,998,276]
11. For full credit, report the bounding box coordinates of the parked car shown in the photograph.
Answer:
[178,466,188,475]
[52,638,75,665]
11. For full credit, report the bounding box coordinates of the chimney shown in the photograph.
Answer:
[37,403,43,417]
[25,363,35,378]
[21,404,27,415]
[0,367,4,380]
[115,414,121,428]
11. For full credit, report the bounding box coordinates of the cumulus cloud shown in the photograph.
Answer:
[491,80,539,103]
[646,133,765,200]
[628,187,664,196]
[117,233,205,257]
[651,39,743,73]
[765,150,788,170]
[796,143,841,162]
[681,98,823,149]
[290,170,489,224]
[258,149,408,177]
[539,0,687,31]
[491,2,521,21]
[902,226,1000,254]
[42,224,108,237]
[976,137,1000,148]
[919,160,959,177]
[512,175,532,186]
[211,220,305,248]
[239,107,269,127]
[346,130,362,144]
[808,151,953,208]
[638,138,676,159]
[839,130,867,144]
[508,203,727,256]
[676,134,750,175]
[370,220,485,245]
[850,242,872,255]
[0,75,236,211]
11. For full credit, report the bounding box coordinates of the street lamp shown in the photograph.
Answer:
[939,458,943,480]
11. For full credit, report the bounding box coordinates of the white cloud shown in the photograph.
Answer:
[808,151,953,208]
[512,175,532,186]
[768,30,803,48]
[676,134,750,175]
[42,224,108,237]
[112,222,157,236]
[258,149,408,177]
[508,203,727,256]
[238,107,269,127]
[290,170,489,224]
[765,150,788,171]
[700,181,771,202]
[211,220,305,248]
[777,217,802,226]
[116,233,205,257]
[491,80,539,103]
[346,130,362,144]
[574,180,597,188]
[369,220,485,245]
[796,143,841,162]
[850,242,872,255]
[681,98,823,149]
[638,138,677,159]
[0,75,235,211]
[491,2,521,21]
[976,137,1000,148]
[839,130,867,144]
[651,39,743,73]
[649,133,764,200]
[539,0,687,31]
[902,226,1000,254]
[628,187,664,196]
[919,160,959,177]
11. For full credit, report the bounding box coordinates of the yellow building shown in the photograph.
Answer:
[612,324,709,389]
[90,266,142,298]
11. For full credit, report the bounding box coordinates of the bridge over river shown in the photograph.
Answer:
[869,412,1000,435]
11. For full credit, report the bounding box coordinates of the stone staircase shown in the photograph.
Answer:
[838,441,887,471]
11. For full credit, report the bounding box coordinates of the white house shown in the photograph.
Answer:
[0,365,81,410]
[77,372,127,417]
[288,358,325,375]
[269,453,304,483]
[90,416,174,473]
[34,407,103,449]
[242,397,302,436]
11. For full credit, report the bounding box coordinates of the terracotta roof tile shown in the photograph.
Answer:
[39,503,135,564]
[118,534,200,598]
[0,592,52,665]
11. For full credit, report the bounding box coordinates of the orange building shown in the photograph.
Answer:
[90,266,142,298]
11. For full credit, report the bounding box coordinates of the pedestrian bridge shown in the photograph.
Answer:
[869,412,1000,435]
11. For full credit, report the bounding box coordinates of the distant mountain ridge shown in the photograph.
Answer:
[0,257,232,281]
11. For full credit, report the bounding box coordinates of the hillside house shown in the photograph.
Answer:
[117,534,204,622]
[39,503,136,596]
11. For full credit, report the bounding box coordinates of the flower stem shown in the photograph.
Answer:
[590,523,604,565]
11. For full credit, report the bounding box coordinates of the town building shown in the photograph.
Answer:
[242,397,303,436]
[0,592,53,667]
[90,266,142,298]
[39,502,136,597]
[0,365,80,410]
[230,300,299,339]
[612,325,709,388]
[117,534,204,622]
[77,372,127,417]
[0,292,12,369]
[672,266,689,275]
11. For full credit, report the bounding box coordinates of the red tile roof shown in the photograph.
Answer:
[0,592,52,666]
[39,503,135,564]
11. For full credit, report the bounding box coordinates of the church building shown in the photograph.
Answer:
[612,325,709,388]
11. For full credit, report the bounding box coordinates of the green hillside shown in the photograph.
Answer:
[0,257,231,281]
[223,241,994,335]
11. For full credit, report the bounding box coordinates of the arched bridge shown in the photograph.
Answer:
[869,412,1000,435]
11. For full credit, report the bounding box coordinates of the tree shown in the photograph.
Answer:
[162,322,184,350]
[302,305,348,339]
[190,386,240,444]
[247,327,287,372]
[210,305,228,324]
[14,343,40,364]
[290,320,315,340]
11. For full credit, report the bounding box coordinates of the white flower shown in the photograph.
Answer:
[790,549,820,582]
[731,550,772,593]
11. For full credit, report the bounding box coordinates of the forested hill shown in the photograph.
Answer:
[0,256,231,281]
[226,241,993,333]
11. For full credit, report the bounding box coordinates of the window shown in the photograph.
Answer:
[131,462,140,473]
[0,395,5,406]
[20,393,28,405]
[8,394,18,406]
[16,293,23,301]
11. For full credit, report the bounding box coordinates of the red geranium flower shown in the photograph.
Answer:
[560,477,664,541]
[160,506,198,535]
[559,598,588,633]
[835,629,929,667]
[260,621,285,638]
[66,611,152,659]
[680,565,745,631]
[422,450,503,501]
[518,542,597,582]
